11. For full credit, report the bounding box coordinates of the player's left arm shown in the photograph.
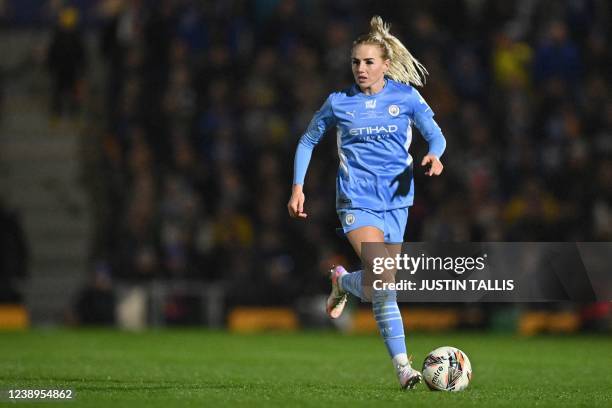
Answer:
[410,91,446,176]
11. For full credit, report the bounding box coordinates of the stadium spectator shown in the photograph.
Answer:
[533,21,581,87]
[0,200,28,303]
[46,7,87,118]
[70,261,116,325]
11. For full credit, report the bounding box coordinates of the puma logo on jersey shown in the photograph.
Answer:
[346,111,355,118]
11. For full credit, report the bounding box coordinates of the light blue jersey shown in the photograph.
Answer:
[294,78,446,211]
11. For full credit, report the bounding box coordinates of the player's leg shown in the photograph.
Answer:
[379,207,421,388]
[332,210,384,302]
[339,225,385,301]
[345,224,421,389]
[327,210,384,317]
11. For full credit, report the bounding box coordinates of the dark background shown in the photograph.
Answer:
[0,0,610,330]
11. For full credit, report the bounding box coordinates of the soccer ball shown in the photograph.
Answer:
[422,346,472,391]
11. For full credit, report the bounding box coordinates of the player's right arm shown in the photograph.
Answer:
[288,95,336,219]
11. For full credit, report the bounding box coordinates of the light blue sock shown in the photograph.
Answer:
[372,289,407,360]
[339,270,365,300]
[341,271,407,361]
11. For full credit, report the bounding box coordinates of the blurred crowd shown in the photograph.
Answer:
[0,200,28,303]
[34,0,612,305]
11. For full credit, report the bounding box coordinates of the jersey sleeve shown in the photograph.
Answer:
[293,95,336,185]
[408,89,446,159]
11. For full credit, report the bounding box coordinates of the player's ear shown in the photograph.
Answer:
[383,59,390,73]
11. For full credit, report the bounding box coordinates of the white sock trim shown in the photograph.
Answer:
[392,353,409,369]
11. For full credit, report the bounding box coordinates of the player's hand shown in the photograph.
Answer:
[421,154,444,176]
[288,185,308,219]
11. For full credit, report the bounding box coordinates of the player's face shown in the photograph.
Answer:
[351,44,389,92]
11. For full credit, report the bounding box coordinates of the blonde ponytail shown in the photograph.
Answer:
[354,15,428,87]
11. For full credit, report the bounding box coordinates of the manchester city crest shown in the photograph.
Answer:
[345,213,355,225]
[388,105,400,116]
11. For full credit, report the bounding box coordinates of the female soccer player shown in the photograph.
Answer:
[288,16,446,389]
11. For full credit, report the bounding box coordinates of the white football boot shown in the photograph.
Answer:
[326,265,348,319]
[397,360,423,390]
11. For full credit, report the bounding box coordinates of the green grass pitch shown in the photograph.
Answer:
[1,329,611,407]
